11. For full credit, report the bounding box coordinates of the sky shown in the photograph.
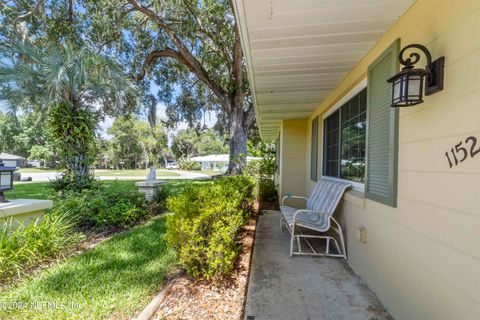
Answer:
[99,101,218,145]
[98,82,219,144]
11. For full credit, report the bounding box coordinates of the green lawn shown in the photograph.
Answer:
[17,169,180,177]
[18,168,57,173]
[0,216,176,320]
[5,182,53,200]
[6,179,213,201]
[95,169,179,177]
[5,180,139,200]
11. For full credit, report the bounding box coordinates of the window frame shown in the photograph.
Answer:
[310,116,319,182]
[322,79,367,192]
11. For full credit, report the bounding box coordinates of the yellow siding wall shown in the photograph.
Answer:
[278,119,307,208]
[297,0,480,319]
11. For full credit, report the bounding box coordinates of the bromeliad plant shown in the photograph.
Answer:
[49,103,97,189]
[0,41,139,190]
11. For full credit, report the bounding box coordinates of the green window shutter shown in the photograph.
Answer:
[311,116,319,181]
[366,39,400,207]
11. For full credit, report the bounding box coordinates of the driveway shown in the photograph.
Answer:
[20,170,210,182]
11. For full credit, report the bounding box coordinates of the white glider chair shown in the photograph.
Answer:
[280,178,351,259]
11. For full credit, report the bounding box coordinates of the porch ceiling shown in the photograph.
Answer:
[234,0,414,140]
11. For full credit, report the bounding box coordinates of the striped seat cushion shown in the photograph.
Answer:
[307,179,352,214]
[281,178,352,232]
[280,205,329,231]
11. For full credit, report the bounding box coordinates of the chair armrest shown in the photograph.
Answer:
[282,194,309,206]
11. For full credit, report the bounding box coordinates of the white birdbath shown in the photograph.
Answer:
[135,166,164,202]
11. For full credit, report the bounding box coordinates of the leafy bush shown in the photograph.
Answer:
[244,159,262,177]
[89,203,144,227]
[258,177,278,204]
[178,158,201,171]
[152,183,179,213]
[245,159,276,178]
[166,175,255,280]
[245,159,278,206]
[50,172,100,193]
[0,212,78,280]
[152,180,215,214]
[53,182,149,229]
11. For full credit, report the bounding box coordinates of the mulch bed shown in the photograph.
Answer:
[153,215,258,320]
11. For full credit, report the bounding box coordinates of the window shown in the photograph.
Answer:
[310,116,319,181]
[323,89,367,182]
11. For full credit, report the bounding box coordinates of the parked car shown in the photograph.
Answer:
[165,161,179,170]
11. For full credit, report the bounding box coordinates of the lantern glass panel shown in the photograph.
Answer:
[407,75,422,97]
[393,79,401,102]
[0,172,11,189]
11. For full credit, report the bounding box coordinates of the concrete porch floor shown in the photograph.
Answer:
[244,211,393,320]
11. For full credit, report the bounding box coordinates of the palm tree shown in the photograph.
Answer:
[0,41,139,187]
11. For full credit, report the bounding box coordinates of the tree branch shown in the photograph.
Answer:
[15,0,45,21]
[183,0,232,64]
[127,0,228,104]
[133,48,183,81]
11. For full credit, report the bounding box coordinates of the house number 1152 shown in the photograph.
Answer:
[445,136,480,168]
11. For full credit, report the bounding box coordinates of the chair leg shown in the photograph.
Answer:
[290,226,295,257]
[331,217,347,260]
[338,228,347,260]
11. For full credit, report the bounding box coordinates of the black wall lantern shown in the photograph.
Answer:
[0,160,16,203]
[387,44,444,107]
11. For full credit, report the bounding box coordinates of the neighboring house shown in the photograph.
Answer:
[0,153,25,168]
[234,0,480,319]
[191,154,262,171]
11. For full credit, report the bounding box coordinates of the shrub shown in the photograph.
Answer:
[258,177,278,204]
[245,159,278,206]
[89,203,144,227]
[244,159,262,177]
[52,182,150,229]
[152,184,173,213]
[166,175,255,279]
[0,212,78,280]
[50,172,100,193]
[245,158,276,178]
[178,158,201,171]
[152,181,216,214]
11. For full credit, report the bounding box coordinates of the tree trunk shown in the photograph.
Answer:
[65,154,90,185]
[68,0,74,23]
[227,107,248,174]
